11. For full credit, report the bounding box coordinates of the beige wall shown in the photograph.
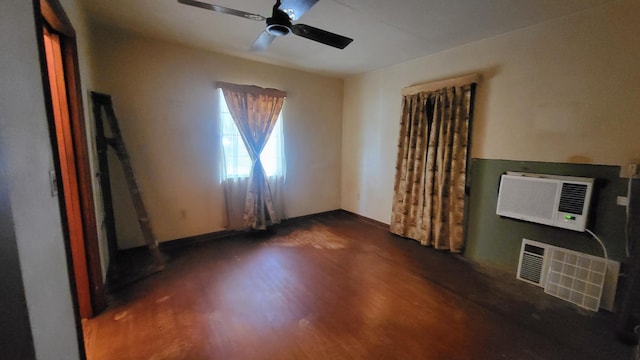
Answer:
[341,0,640,224]
[90,25,344,248]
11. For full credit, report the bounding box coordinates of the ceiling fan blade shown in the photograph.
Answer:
[250,31,278,52]
[278,0,319,21]
[291,24,353,49]
[178,0,265,21]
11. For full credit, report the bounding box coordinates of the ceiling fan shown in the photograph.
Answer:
[177,0,353,51]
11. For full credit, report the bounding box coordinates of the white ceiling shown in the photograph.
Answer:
[81,0,612,78]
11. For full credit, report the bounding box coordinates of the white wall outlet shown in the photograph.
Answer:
[617,196,629,206]
[620,162,640,178]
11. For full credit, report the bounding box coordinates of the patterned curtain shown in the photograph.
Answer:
[220,83,286,229]
[389,84,475,252]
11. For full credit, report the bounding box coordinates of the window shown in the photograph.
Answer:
[219,89,285,178]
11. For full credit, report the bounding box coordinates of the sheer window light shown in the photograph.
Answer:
[219,89,285,179]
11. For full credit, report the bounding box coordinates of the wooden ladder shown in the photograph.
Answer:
[91,92,165,276]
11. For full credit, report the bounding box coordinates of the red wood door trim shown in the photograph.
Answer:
[38,0,106,317]
[43,27,92,318]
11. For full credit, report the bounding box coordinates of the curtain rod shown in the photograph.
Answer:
[216,82,287,97]
[401,73,480,96]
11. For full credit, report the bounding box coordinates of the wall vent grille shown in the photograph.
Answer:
[516,239,551,287]
[520,252,544,284]
[516,238,619,311]
[544,247,606,311]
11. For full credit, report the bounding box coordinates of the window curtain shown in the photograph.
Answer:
[389,83,476,252]
[219,82,286,230]
[222,175,286,230]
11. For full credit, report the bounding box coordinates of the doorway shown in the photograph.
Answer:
[39,0,105,319]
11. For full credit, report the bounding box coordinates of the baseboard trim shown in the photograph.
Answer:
[158,209,347,250]
[339,209,390,230]
[121,209,388,252]
[158,229,237,250]
[282,209,344,223]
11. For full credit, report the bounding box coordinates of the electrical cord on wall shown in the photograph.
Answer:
[586,229,609,261]
[626,177,635,257]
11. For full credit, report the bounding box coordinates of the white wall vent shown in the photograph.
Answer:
[544,246,607,311]
[516,238,620,311]
[496,172,594,232]
[517,239,552,287]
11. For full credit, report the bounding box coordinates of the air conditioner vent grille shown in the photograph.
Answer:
[520,252,543,284]
[558,183,587,215]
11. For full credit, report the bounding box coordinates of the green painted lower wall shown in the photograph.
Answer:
[464,159,638,273]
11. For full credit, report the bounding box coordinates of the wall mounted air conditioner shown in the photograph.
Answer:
[496,172,594,232]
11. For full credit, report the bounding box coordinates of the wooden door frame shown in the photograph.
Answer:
[35,0,105,318]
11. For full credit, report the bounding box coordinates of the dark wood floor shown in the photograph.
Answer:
[83,212,632,359]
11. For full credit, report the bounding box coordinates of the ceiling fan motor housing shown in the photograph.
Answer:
[266,9,292,37]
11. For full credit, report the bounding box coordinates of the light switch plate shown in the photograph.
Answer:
[49,170,58,197]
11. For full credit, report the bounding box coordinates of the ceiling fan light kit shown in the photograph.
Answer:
[266,7,293,37]
[266,24,290,37]
[178,0,353,50]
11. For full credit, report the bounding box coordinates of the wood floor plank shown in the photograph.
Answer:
[84,212,632,359]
